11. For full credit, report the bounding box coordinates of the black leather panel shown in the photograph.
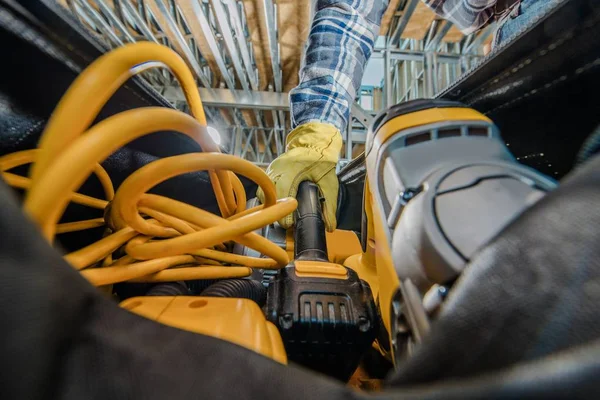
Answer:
[440,0,600,179]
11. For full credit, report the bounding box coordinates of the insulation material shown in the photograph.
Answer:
[382,1,466,43]
[379,0,402,36]
[443,24,464,43]
[242,110,259,127]
[242,0,273,90]
[264,110,275,128]
[401,1,436,39]
[277,0,311,92]
[220,109,234,125]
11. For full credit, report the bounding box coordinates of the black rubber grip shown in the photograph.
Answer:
[294,181,329,262]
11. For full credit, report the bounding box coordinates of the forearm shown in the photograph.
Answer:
[423,0,497,35]
[289,0,388,133]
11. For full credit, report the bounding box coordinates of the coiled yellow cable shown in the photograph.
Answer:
[0,149,113,209]
[0,42,296,287]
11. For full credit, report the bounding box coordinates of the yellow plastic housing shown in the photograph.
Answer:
[294,260,348,280]
[121,296,287,364]
[364,106,493,359]
[325,229,362,265]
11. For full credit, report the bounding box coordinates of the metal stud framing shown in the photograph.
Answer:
[63,0,487,165]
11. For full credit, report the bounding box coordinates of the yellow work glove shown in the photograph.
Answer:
[257,122,342,232]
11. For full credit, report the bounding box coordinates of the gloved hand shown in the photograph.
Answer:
[257,122,342,232]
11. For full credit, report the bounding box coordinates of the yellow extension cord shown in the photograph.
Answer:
[0,42,297,287]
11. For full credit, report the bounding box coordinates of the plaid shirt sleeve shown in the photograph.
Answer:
[289,0,388,134]
[423,0,497,35]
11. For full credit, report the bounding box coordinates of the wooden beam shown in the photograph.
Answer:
[401,1,436,40]
[379,0,402,36]
[443,24,464,43]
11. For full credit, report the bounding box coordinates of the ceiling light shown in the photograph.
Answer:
[206,126,221,145]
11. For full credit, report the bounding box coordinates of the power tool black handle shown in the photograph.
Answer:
[294,181,329,262]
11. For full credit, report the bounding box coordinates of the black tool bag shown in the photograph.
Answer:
[1,150,599,399]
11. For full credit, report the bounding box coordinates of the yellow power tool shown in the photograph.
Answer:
[0,44,557,383]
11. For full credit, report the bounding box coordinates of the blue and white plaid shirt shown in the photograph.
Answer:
[289,0,388,134]
[289,0,500,134]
